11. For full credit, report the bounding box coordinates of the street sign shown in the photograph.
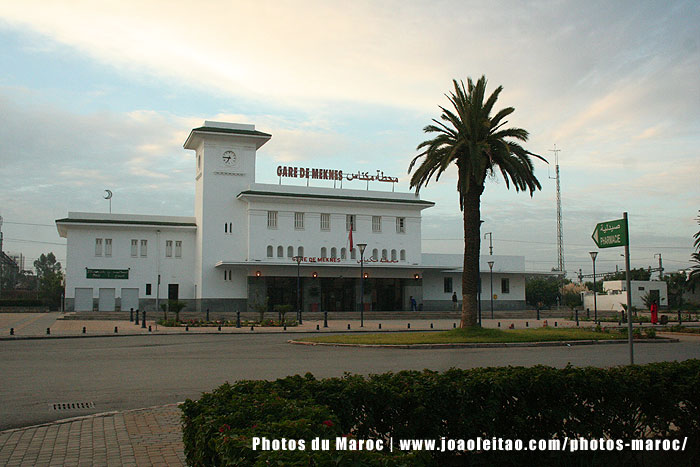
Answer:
[591,218,628,248]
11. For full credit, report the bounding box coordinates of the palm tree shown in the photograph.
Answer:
[689,211,700,291]
[409,76,545,327]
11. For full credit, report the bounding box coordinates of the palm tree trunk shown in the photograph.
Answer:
[461,186,483,327]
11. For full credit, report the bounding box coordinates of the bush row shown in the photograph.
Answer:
[182,360,700,466]
[0,298,45,307]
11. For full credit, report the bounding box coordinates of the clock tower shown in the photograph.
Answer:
[184,121,271,310]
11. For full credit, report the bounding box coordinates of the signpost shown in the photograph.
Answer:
[591,213,634,364]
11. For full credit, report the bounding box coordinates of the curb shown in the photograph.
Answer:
[0,402,184,435]
[288,337,680,349]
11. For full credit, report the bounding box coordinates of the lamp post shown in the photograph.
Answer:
[357,243,367,328]
[589,251,598,324]
[488,261,494,320]
[293,255,303,324]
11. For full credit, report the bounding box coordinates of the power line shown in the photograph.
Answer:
[4,238,66,246]
[3,221,56,227]
[424,237,692,250]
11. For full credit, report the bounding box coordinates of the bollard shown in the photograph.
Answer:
[316,324,320,331]
[323,311,328,328]
[236,311,241,328]
[453,323,456,328]
[526,321,529,327]
[575,309,579,327]
[47,328,50,335]
[498,322,501,328]
[82,326,86,334]
[142,311,146,329]
[284,325,287,331]
[114,326,118,333]
[379,323,382,329]
[678,309,682,326]
[555,322,558,327]
[250,326,254,331]
[186,325,189,332]
[218,325,221,331]
[148,325,152,332]
[206,308,210,322]
[537,308,540,320]
[135,310,139,325]
[130,308,134,322]
[430,323,433,329]
[10,328,14,335]
[347,324,351,330]
[408,323,411,329]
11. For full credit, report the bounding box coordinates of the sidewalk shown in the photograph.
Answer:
[0,404,185,467]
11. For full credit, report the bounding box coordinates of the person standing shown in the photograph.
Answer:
[650,300,659,325]
[452,292,458,312]
[410,296,417,312]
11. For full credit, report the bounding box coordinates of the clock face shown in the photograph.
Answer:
[222,150,237,166]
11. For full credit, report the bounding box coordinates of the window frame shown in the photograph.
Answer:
[267,211,278,229]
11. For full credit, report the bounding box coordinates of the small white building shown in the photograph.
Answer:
[56,121,530,312]
[582,280,668,312]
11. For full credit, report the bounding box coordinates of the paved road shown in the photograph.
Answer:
[2,332,699,431]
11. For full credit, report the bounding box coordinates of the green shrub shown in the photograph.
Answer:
[182,362,700,465]
[0,299,45,307]
[644,327,657,338]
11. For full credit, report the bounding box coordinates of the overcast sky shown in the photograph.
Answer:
[0,0,698,279]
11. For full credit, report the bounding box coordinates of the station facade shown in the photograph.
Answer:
[56,121,527,313]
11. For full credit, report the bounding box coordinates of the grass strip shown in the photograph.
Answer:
[301,327,625,345]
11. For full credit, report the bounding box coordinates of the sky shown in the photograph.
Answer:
[0,0,698,279]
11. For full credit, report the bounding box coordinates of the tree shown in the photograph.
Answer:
[584,281,603,294]
[526,277,560,309]
[689,211,700,292]
[33,253,63,309]
[409,76,544,327]
[663,272,687,308]
[603,268,651,281]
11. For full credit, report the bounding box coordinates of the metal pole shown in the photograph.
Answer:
[593,258,597,323]
[623,212,633,365]
[488,261,494,321]
[296,258,301,324]
[477,274,481,325]
[360,257,364,328]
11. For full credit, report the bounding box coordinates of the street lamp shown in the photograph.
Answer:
[357,243,367,327]
[589,251,598,324]
[488,261,495,321]
[293,255,303,324]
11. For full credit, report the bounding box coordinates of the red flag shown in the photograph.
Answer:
[348,227,353,250]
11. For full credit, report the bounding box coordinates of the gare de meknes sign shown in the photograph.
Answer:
[277,165,399,183]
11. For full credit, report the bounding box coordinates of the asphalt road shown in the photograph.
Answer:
[1,333,699,430]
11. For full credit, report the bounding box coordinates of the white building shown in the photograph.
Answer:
[582,280,668,312]
[56,121,529,313]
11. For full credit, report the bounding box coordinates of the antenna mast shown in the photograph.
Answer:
[549,145,564,274]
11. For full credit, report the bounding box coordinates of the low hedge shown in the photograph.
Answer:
[182,361,700,466]
[0,298,45,307]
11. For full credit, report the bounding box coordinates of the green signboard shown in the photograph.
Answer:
[86,268,129,279]
[591,218,628,248]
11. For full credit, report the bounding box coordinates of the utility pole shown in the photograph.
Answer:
[654,253,663,280]
[549,145,564,274]
[483,232,493,255]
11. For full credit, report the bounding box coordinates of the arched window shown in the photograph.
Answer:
[277,246,283,257]
[267,245,273,257]
[321,247,327,258]
[298,246,304,257]
[382,249,388,260]
[350,248,356,259]
[391,249,397,261]
[341,248,347,260]
[287,246,293,258]
[331,247,337,259]
[372,248,378,260]
[400,249,406,261]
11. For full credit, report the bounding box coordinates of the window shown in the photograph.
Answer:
[224,270,232,281]
[140,240,148,257]
[381,249,387,260]
[331,247,337,259]
[197,153,201,170]
[391,249,397,261]
[175,241,182,258]
[287,246,293,258]
[501,278,510,294]
[444,277,453,293]
[145,284,152,295]
[95,238,103,256]
[346,214,356,231]
[321,247,327,258]
[267,245,273,257]
[294,212,304,230]
[396,217,406,233]
[104,238,112,257]
[224,223,228,233]
[351,248,356,260]
[372,216,381,232]
[400,249,406,261]
[267,211,278,229]
[638,286,645,291]
[277,245,284,257]
[166,240,173,257]
[131,239,138,257]
[341,248,347,260]
[320,213,330,231]
[297,246,304,257]
[372,248,378,260]
[224,222,232,234]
